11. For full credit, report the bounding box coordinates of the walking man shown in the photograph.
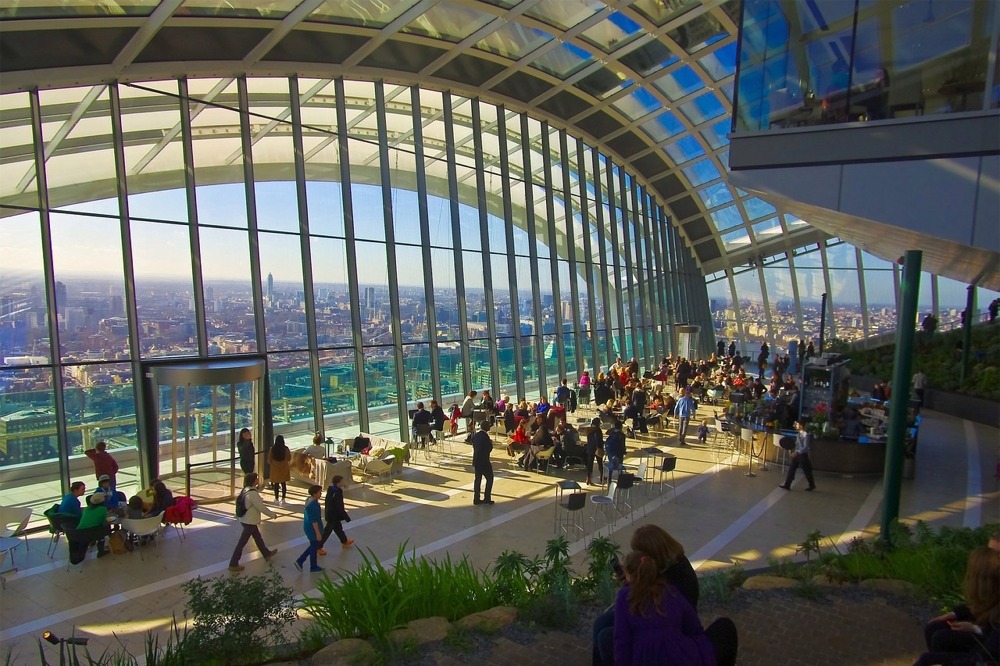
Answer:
[779,420,816,491]
[674,387,696,446]
[318,474,354,554]
[229,473,278,572]
[294,484,325,573]
[472,420,495,505]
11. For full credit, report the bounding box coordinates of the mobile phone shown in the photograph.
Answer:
[611,557,624,580]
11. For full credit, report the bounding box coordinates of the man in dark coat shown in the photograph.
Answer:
[471,420,495,505]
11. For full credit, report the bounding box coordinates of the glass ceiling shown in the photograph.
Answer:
[0,0,830,272]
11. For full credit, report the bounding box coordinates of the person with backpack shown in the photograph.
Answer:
[228,473,277,572]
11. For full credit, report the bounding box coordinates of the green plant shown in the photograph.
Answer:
[302,542,498,645]
[793,577,825,601]
[767,555,798,579]
[795,530,823,565]
[442,626,474,653]
[581,536,622,604]
[182,568,297,665]
[296,622,331,654]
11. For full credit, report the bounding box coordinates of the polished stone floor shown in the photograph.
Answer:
[1,406,996,664]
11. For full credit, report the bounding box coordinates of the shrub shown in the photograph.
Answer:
[181,568,297,665]
[301,542,498,645]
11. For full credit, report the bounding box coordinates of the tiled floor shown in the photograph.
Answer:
[1,406,997,664]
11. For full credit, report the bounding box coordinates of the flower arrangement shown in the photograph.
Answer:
[808,403,830,437]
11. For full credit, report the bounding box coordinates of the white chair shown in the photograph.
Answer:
[590,480,619,537]
[0,506,32,565]
[122,513,164,561]
[634,461,649,516]
[364,455,394,488]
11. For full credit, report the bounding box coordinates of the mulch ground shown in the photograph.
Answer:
[388,586,934,666]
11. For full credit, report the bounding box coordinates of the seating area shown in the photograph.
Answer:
[0,406,995,661]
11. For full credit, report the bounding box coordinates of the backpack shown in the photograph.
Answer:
[235,489,249,518]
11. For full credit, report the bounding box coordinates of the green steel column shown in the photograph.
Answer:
[881,250,921,543]
[960,286,975,387]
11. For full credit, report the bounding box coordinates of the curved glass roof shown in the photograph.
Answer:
[0,0,831,274]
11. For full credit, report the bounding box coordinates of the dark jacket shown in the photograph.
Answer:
[324,484,350,523]
[472,430,493,470]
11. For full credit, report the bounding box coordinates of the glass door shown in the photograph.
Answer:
[144,359,266,504]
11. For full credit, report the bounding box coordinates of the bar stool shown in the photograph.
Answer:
[740,427,755,475]
[658,454,677,499]
[558,492,588,541]
[554,480,582,533]
[617,473,636,522]
[590,480,619,537]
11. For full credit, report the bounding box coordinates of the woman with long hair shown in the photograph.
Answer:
[237,427,255,475]
[268,435,291,504]
[917,546,1000,665]
[585,418,604,486]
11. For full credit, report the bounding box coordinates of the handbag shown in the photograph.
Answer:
[108,531,128,555]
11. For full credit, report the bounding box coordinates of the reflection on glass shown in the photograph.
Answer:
[318,348,359,426]
[199,226,257,355]
[260,231,307,352]
[0,210,50,364]
[50,213,128,362]
[269,351,315,428]
[131,220,198,357]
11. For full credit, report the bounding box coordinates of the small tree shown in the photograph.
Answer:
[182,568,297,665]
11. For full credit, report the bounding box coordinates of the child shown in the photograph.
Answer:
[317,474,354,555]
[126,495,146,519]
[697,420,710,444]
[294,485,325,574]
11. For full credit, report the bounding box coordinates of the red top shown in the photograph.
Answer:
[85,449,119,479]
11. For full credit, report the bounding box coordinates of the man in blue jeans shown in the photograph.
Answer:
[674,386,696,446]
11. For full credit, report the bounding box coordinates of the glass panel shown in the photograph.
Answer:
[255,181,300,233]
[431,247,459,341]
[306,181,345,238]
[476,23,552,60]
[581,11,642,52]
[463,250,488,339]
[761,259,795,342]
[310,236,350,348]
[469,339,493,391]
[259,231,307,352]
[396,244,429,343]
[0,210,50,364]
[641,111,684,142]
[40,86,118,217]
[402,343,432,404]
[701,119,730,150]
[131,219,198,358]
[181,0,298,18]
[353,182,386,243]
[682,159,721,186]
[362,349,401,437]
[1,0,158,18]
[653,65,704,101]
[50,212,128,362]
[678,91,727,124]
[402,1,494,42]
[707,278,739,348]
[199,227,258,354]
[0,92,37,207]
[697,182,733,208]
[309,0,413,28]
[531,43,596,79]
[268,351,314,429]
[710,205,743,231]
[631,0,701,27]
[612,88,664,121]
[119,83,188,223]
[668,11,727,54]
[663,135,706,164]
[318,348,360,431]
[700,42,738,80]
[62,362,140,495]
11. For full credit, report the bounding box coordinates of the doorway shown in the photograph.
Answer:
[143,358,266,504]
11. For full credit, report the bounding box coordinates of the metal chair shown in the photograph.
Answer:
[616,473,636,521]
[413,423,433,461]
[557,492,587,541]
[43,504,77,558]
[0,505,32,564]
[633,461,649,517]
[590,480,619,537]
[658,454,678,499]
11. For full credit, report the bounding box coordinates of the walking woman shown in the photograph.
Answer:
[585,418,605,486]
[268,435,291,504]
[237,428,256,475]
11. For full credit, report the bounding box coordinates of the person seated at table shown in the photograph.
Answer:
[502,399,516,434]
[535,395,551,418]
[527,413,546,437]
[513,400,530,423]
[524,421,554,470]
[507,419,531,458]
[59,481,87,521]
[75,492,112,558]
[429,399,447,435]
[149,479,176,518]
[126,495,148,519]
[411,401,432,444]
[479,390,498,418]
[94,474,123,513]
